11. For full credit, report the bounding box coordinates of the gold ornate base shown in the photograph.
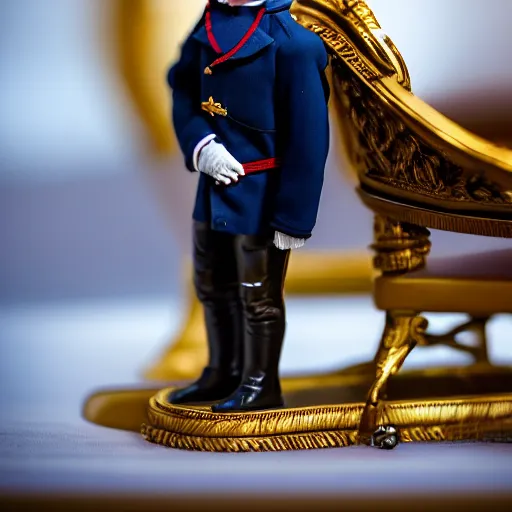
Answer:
[83,363,375,433]
[142,388,512,453]
[83,386,161,433]
[141,364,512,452]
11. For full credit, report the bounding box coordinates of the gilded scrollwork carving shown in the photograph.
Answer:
[292,1,411,86]
[373,313,429,397]
[292,0,512,211]
[308,24,380,82]
[358,311,429,444]
[372,215,431,275]
[338,71,512,206]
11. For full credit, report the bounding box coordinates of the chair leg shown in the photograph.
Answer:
[361,215,431,448]
[359,310,428,448]
[469,316,491,364]
[372,215,431,275]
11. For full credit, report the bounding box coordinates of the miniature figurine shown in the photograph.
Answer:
[167,0,330,412]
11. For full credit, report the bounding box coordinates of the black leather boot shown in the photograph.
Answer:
[168,223,243,405]
[212,238,290,413]
[211,320,286,412]
[167,300,243,404]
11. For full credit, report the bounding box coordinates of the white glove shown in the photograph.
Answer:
[197,140,245,185]
[274,231,306,250]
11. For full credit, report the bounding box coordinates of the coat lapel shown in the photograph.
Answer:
[192,8,274,61]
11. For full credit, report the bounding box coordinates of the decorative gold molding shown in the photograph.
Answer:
[358,189,512,238]
[141,388,512,452]
[84,362,512,433]
[310,24,380,82]
[292,0,512,237]
[372,215,431,275]
[141,419,512,452]
[359,311,428,442]
[340,72,512,210]
[291,0,410,87]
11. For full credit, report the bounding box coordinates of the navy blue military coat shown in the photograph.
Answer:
[168,0,330,239]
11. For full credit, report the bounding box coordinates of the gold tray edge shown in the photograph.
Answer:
[141,419,512,453]
[147,389,512,440]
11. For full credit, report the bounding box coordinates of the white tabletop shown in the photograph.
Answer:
[1,296,511,504]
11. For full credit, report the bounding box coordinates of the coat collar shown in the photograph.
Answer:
[265,0,292,13]
[193,5,275,61]
[209,1,292,13]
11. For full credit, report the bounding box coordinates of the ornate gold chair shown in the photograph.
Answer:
[309,0,512,444]
[141,0,512,451]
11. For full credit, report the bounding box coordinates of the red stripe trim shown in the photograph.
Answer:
[205,2,266,70]
[243,158,280,174]
[205,2,222,54]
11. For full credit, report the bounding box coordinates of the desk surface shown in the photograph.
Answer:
[1,296,511,507]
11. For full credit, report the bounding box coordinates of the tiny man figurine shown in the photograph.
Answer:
[167,0,330,412]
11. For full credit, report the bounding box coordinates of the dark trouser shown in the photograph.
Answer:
[168,221,290,412]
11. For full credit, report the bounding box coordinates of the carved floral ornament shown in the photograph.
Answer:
[291,0,512,208]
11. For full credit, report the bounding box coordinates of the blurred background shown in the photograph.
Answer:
[1,0,512,305]
[0,0,511,500]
